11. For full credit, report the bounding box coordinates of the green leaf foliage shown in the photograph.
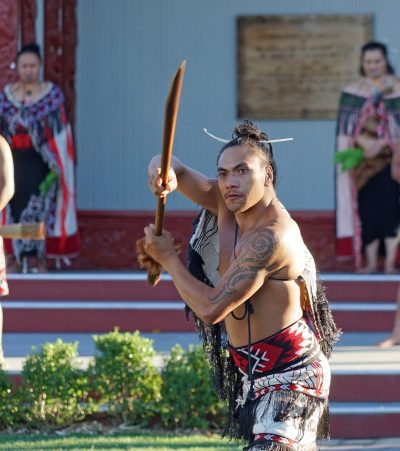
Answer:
[91,329,161,424]
[0,369,21,428]
[20,339,93,429]
[160,345,226,429]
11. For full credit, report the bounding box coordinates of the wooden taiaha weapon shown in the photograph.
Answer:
[147,60,186,286]
[0,223,45,239]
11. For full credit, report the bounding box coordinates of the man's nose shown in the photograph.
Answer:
[225,174,239,188]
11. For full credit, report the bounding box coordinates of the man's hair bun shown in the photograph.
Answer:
[233,120,268,142]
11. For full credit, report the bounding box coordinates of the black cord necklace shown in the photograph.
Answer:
[230,223,255,401]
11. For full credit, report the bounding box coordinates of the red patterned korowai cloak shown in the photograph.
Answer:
[0,82,79,262]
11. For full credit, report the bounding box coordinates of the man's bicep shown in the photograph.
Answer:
[208,230,278,307]
[209,262,267,306]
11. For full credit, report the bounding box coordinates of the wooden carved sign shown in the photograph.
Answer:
[237,15,373,119]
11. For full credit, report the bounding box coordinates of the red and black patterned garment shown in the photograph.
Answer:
[228,313,330,450]
[228,313,318,375]
[228,313,329,400]
[0,83,79,263]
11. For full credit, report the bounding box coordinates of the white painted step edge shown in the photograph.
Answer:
[1,301,397,311]
[6,272,400,282]
[330,402,400,414]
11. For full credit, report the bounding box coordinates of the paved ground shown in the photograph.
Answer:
[2,331,395,357]
[3,331,400,373]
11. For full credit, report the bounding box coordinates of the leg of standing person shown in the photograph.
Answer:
[384,236,399,274]
[361,239,379,273]
[379,285,400,347]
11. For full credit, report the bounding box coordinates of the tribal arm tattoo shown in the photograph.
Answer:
[209,229,278,305]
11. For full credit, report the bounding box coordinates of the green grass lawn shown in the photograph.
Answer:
[0,432,244,451]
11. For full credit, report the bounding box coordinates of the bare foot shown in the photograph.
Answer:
[6,260,22,273]
[378,336,400,348]
[357,266,379,274]
[384,267,399,275]
[28,257,47,274]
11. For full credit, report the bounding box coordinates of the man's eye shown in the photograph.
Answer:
[239,168,247,174]
[217,172,226,178]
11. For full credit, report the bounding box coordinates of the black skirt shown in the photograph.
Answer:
[358,164,400,247]
[9,146,50,257]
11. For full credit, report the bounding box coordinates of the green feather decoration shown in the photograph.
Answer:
[39,171,58,196]
[334,147,364,171]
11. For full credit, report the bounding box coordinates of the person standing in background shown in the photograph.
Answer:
[335,41,400,273]
[0,43,79,273]
[0,136,14,368]
[379,146,400,347]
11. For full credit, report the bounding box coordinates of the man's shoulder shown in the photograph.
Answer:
[244,220,297,253]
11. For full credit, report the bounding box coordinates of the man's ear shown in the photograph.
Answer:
[264,165,273,186]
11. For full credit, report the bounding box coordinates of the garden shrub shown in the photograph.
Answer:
[91,329,161,424]
[0,369,21,428]
[21,339,93,429]
[160,344,226,429]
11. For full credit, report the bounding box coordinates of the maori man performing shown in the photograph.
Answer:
[140,121,340,450]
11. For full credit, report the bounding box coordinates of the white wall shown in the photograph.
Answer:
[76,0,400,211]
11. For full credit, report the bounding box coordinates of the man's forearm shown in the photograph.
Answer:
[163,253,216,323]
[0,138,14,209]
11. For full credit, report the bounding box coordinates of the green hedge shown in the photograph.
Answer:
[0,369,21,428]
[90,329,162,424]
[160,344,225,429]
[20,339,93,429]
[0,331,225,431]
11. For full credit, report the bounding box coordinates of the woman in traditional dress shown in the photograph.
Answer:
[0,43,79,273]
[335,41,400,273]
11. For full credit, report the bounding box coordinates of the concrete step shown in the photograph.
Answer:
[329,403,400,439]
[330,347,400,402]
[2,299,396,333]
[5,272,400,301]
[4,298,395,337]
[332,305,396,332]
[6,272,180,301]
[2,272,398,333]
[323,274,400,302]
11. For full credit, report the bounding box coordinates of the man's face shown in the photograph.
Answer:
[217,145,271,213]
[17,52,41,84]
[362,50,387,79]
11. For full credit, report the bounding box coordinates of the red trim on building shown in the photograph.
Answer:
[56,209,349,272]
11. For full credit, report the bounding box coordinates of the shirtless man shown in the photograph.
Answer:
[141,121,336,450]
[0,136,15,368]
